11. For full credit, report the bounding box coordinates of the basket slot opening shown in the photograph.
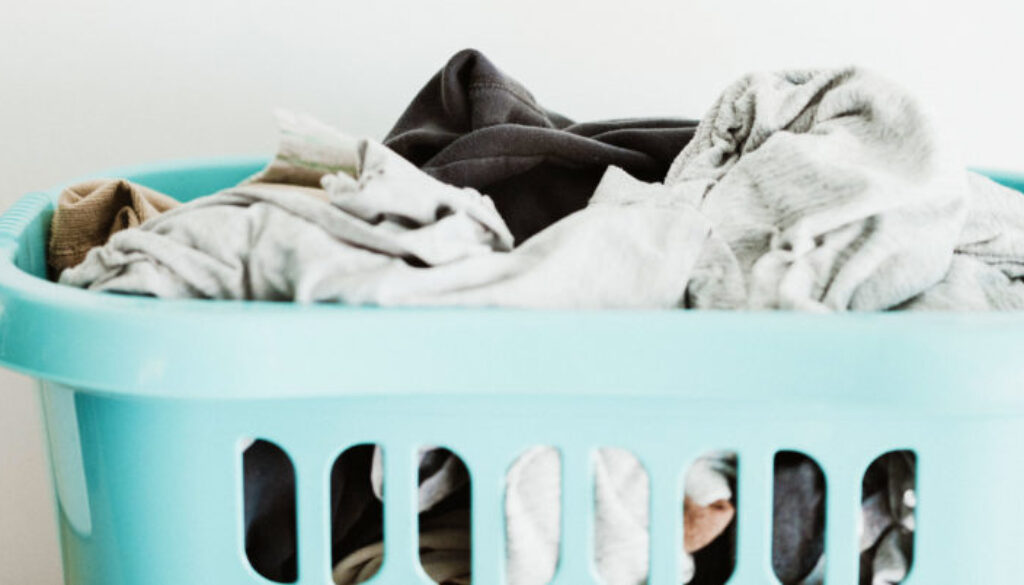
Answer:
[683,451,738,585]
[592,447,649,585]
[505,446,562,585]
[772,451,826,585]
[331,444,384,584]
[859,450,916,585]
[416,446,472,584]
[242,438,298,584]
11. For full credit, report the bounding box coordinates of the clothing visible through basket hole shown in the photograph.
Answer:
[242,438,298,584]
[329,445,740,585]
[591,447,650,585]
[773,451,827,585]
[506,447,561,585]
[330,445,385,584]
[683,452,738,585]
[410,447,472,585]
[589,448,739,585]
[859,451,916,585]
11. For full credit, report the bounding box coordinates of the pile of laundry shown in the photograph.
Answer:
[46,48,1022,584]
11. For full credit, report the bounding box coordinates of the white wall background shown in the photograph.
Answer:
[1,1,1023,582]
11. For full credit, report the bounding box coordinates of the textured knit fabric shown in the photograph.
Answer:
[900,172,1024,309]
[48,178,179,274]
[383,49,698,243]
[663,68,969,311]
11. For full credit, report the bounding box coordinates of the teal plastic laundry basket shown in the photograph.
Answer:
[2,159,1024,585]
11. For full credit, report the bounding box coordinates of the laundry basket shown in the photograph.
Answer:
[2,159,1024,585]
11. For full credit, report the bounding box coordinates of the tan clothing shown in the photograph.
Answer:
[48,179,180,273]
[244,110,361,187]
[333,509,470,585]
[684,496,735,554]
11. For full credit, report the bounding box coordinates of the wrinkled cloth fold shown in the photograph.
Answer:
[900,172,1024,309]
[383,48,698,242]
[48,178,180,274]
[663,68,970,311]
[60,138,517,302]
[60,137,716,310]
[246,109,362,187]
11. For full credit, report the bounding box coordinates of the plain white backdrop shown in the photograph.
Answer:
[1,1,1023,582]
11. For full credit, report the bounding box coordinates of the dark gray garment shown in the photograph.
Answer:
[383,48,698,243]
[243,440,298,583]
[773,451,827,584]
[771,450,917,585]
[244,442,383,583]
[330,446,385,571]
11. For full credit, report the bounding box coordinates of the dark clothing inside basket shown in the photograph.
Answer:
[243,443,384,583]
[770,450,917,585]
[244,444,472,583]
[383,48,698,243]
[773,452,827,584]
[243,440,298,583]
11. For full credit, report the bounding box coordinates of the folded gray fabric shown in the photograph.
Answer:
[383,48,698,243]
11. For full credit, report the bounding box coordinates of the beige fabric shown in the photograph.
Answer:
[245,110,361,187]
[333,509,471,585]
[48,178,179,273]
[683,497,735,554]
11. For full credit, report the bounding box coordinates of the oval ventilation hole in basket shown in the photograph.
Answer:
[330,444,385,585]
[683,451,738,585]
[241,438,298,584]
[416,446,472,585]
[859,450,916,585]
[772,451,826,585]
[505,446,562,585]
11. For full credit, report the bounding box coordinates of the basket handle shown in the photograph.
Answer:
[0,191,53,260]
